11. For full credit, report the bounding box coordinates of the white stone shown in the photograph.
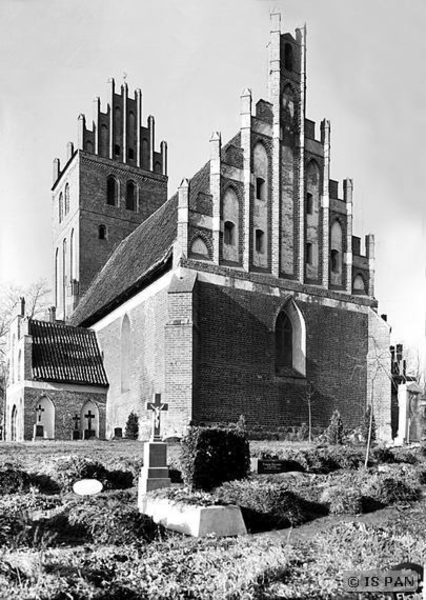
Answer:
[139,497,247,537]
[73,478,103,496]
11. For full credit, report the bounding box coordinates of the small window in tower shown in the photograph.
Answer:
[155,161,162,174]
[306,192,313,215]
[59,193,63,223]
[99,225,106,240]
[224,221,236,246]
[284,43,293,71]
[255,229,265,254]
[331,249,340,273]
[114,144,121,157]
[306,243,313,265]
[107,176,118,206]
[128,148,134,160]
[256,177,266,201]
[64,184,70,215]
[126,181,136,211]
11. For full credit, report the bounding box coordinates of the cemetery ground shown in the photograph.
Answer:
[1,440,426,599]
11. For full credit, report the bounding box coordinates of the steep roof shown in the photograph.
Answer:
[70,193,178,327]
[30,319,108,386]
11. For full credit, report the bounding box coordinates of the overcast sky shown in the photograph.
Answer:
[1,0,425,351]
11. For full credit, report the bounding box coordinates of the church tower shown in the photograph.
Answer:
[52,78,168,321]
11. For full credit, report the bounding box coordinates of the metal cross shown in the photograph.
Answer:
[84,410,95,431]
[35,404,45,423]
[146,394,168,441]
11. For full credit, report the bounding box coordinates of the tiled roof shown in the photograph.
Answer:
[70,193,178,327]
[30,319,108,386]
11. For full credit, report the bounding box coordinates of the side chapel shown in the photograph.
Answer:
[5,11,392,441]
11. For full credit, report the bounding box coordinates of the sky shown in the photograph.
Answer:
[0,0,426,353]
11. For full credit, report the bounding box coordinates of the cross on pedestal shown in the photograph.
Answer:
[35,404,45,423]
[72,414,80,430]
[146,394,168,441]
[84,410,95,431]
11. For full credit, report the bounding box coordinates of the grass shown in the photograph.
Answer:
[0,440,426,599]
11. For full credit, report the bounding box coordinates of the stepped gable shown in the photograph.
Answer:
[30,319,108,386]
[70,193,178,327]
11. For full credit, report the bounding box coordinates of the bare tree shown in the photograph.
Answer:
[303,383,315,443]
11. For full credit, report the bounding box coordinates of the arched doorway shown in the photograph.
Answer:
[34,396,55,439]
[81,400,99,439]
[11,405,17,441]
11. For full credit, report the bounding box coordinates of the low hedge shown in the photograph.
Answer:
[180,425,250,491]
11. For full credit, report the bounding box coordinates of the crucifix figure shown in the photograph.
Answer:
[35,404,45,423]
[84,410,95,431]
[72,414,80,431]
[146,394,168,441]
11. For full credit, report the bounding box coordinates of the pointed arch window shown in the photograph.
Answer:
[275,301,306,376]
[276,312,293,370]
[190,237,210,260]
[255,229,265,254]
[59,193,63,222]
[107,176,118,206]
[98,224,106,240]
[126,181,136,211]
[64,184,70,215]
[121,314,131,392]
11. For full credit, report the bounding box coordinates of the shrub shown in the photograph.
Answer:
[125,412,139,440]
[320,485,363,515]
[0,468,31,495]
[371,445,395,464]
[180,425,250,491]
[326,410,344,445]
[41,456,108,492]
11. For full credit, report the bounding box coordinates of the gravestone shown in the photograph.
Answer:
[139,394,171,494]
[72,414,81,440]
[83,409,96,440]
[33,404,45,440]
[250,457,304,474]
[114,427,123,438]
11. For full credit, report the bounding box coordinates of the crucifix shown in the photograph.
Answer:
[72,414,80,430]
[84,410,95,431]
[35,404,45,423]
[146,394,168,441]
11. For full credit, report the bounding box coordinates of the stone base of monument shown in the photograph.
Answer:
[33,424,45,441]
[139,441,171,494]
[139,497,247,537]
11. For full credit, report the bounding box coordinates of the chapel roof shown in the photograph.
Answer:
[29,319,108,386]
[70,192,178,327]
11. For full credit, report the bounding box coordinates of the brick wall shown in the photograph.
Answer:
[195,280,371,431]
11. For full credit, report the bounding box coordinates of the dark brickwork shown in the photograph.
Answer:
[195,280,368,431]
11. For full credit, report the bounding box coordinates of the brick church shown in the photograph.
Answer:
[5,11,392,442]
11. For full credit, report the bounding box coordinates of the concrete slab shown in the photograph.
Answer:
[139,497,247,537]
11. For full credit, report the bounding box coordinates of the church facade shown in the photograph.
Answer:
[5,11,392,441]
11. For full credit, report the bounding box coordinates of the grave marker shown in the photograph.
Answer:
[139,393,171,495]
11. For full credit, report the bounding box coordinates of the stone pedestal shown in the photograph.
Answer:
[139,441,171,494]
[72,430,81,440]
[33,424,44,440]
[84,429,96,440]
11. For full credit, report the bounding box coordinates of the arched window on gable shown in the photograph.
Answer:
[189,237,210,261]
[223,187,239,263]
[275,301,306,376]
[107,176,118,206]
[284,43,293,71]
[126,181,136,211]
[64,184,70,215]
[330,221,343,286]
[59,193,63,223]
[121,314,131,393]
[98,224,106,240]
[353,274,366,295]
